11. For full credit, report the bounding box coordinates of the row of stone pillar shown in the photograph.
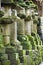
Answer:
[1,6,37,45]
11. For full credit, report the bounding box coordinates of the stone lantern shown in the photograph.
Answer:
[25,8,32,35]
[17,7,26,35]
[1,0,14,45]
[24,15,32,35]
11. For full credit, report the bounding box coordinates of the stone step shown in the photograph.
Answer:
[6,47,16,53]
[8,53,19,60]
[1,60,10,65]
[1,54,8,60]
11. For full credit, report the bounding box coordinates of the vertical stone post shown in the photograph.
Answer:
[4,24,10,45]
[17,8,25,35]
[32,23,37,33]
[42,1,43,16]
[25,21,31,35]
[2,6,12,45]
[17,19,25,35]
[25,8,32,35]
[10,9,19,43]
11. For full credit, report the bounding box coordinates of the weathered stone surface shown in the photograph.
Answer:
[32,23,37,33]
[17,19,25,35]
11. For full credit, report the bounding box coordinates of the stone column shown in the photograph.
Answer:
[25,8,32,35]
[25,21,31,35]
[10,9,21,45]
[42,1,43,16]
[10,21,17,43]
[17,8,25,35]
[40,17,43,42]
[2,6,12,45]
[32,23,37,33]
[17,19,25,35]
[3,24,10,45]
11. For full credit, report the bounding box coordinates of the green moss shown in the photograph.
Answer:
[18,1,28,8]
[33,19,38,24]
[17,14,26,19]
[0,17,14,24]
[25,16,31,21]
[0,11,4,17]
[32,15,35,19]
[22,41,32,50]
[27,35,36,50]
[17,35,28,42]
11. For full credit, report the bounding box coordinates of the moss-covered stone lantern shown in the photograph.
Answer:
[1,0,14,45]
[17,5,26,35]
[24,15,32,35]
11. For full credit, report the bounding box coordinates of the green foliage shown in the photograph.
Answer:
[18,35,28,42]
[18,35,32,50]
[27,35,36,50]
[0,11,4,17]
[22,41,32,50]
[31,32,42,45]
[18,2,28,8]
[23,56,27,65]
